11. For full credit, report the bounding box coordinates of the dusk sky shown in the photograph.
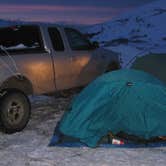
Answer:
[0,0,155,25]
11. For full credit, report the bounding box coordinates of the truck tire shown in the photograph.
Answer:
[0,91,31,133]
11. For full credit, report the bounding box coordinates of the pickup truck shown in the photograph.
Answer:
[0,24,120,133]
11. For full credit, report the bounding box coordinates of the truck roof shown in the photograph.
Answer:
[0,23,68,29]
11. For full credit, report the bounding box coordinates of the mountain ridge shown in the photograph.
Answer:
[84,0,166,67]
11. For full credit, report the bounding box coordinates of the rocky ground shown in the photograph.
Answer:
[0,93,166,166]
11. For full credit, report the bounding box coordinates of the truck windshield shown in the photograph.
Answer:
[0,25,44,54]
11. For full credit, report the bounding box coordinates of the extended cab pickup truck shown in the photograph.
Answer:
[0,24,120,133]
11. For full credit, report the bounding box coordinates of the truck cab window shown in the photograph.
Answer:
[0,25,44,54]
[65,28,91,51]
[48,27,64,51]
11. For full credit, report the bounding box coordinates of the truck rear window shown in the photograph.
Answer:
[0,25,45,54]
[48,27,64,51]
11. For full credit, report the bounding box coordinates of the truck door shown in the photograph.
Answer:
[48,27,77,90]
[0,25,55,94]
[64,28,102,87]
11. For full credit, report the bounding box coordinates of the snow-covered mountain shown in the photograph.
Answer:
[84,0,166,67]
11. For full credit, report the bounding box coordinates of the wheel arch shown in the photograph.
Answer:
[0,75,34,96]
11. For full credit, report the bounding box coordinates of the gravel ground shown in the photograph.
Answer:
[0,94,166,166]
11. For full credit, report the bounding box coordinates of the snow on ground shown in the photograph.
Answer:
[0,94,166,166]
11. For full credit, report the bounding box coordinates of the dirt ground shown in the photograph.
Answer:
[0,94,166,166]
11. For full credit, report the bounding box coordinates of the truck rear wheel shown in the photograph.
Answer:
[0,91,31,133]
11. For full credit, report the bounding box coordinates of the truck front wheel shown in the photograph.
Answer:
[0,91,31,133]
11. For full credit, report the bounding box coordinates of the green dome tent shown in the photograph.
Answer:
[58,69,166,147]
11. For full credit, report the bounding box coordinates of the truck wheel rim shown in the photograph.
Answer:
[7,101,24,125]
